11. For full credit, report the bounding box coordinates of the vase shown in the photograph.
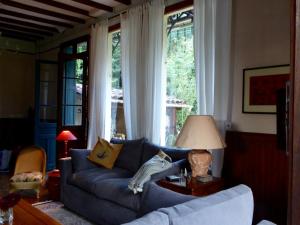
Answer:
[0,208,13,224]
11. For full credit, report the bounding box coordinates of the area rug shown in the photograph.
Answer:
[33,201,95,225]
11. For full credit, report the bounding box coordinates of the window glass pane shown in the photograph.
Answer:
[110,31,126,139]
[77,41,87,53]
[40,64,57,82]
[40,106,57,122]
[63,45,73,54]
[62,105,82,126]
[62,78,82,105]
[165,8,196,146]
[64,59,83,80]
[40,82,57,106]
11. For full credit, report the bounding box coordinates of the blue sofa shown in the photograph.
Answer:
[60,138,274,225]
[60,138,191,225]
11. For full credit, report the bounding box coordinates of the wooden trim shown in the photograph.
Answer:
[72,0,113,12]
[165,0,193,14]
[0,22,53,36]
[32,0,90,16]
[288,0,300,223]
[114,0,131,5]
[0,9,74,28]
[0,28,43,40]
[108,23,120,33]
[0,0,85,24]
[0,16,59,33]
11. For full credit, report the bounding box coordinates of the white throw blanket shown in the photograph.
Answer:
[128,151,172,194]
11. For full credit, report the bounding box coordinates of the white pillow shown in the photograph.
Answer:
[128,150,172,194]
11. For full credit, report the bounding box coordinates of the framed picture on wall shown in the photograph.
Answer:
[242,65,290,114]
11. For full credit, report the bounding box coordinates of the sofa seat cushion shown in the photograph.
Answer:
[10,171,43,182]
[69,167,133,194]
[93,178,141,211]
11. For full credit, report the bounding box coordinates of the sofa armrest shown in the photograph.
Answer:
[150,159,188,181]
[257,220,276,225]
[59,157,72,186]
[70,148,97,172]
[140,181,195,216]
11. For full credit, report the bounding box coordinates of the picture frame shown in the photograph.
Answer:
[242,65,290,114]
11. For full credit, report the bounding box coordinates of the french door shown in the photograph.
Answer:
[57,36,89,156]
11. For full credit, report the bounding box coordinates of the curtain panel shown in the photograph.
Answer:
[87,20,112,148]
[194,0,232,177]
[121,0,166,144]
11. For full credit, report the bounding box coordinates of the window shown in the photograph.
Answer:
[165,8,197,146]
[110,30,126,139]
[59,36,89,147]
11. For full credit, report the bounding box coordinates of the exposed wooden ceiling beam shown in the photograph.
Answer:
[72,0,113,12]
[0,16,59,33]
[0,9,74,28]
[0,0,85,24]
[32,0,90,17]
[0,22,53,36]
[114,0,131,5]
[0,28,43,40]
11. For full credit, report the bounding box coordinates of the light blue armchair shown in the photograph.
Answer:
[123,184,276,225]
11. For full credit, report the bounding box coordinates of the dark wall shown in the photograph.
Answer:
[0,117,34,171]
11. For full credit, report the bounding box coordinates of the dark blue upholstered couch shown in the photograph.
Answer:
[60,138,192,225]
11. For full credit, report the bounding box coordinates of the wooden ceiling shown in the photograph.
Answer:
[0,0,130,42]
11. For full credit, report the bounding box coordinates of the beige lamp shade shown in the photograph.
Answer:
[175,115,226,150]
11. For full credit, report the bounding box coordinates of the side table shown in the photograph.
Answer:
[47,169,61,201]
[157,176,224,197]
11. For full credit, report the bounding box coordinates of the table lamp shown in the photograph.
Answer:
[175,115,226,178]
[56,130,77,157]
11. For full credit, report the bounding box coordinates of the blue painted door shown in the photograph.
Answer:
[34,61,58,171]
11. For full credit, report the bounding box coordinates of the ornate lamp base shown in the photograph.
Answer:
[188,149,212,177]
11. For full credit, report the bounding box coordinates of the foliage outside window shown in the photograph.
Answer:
[165,8,197,146]
[110,31,126,139]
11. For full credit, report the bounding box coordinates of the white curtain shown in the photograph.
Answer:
[194,0,232,177]
[121,0,165,144]
[87,20,111,148]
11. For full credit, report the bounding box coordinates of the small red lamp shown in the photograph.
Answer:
[56,130,77,157]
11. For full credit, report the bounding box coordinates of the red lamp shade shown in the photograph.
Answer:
[56,130,77,141]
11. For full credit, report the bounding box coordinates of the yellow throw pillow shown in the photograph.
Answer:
[88,138,123,169]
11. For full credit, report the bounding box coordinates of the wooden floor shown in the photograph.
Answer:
[0,173,49,204]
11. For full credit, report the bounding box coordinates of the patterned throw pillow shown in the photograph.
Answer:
[10,172,43,183]
[87,138,123,169]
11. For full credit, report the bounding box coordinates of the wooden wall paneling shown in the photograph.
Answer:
[223,131,288,225]
[289,0,300,223]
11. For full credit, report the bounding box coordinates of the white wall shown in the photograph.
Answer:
[230,0,290,134]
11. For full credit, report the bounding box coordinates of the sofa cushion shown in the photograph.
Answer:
[158,184,254,225]
[88,138,123,169]
[70,149,97,172]
[93,178,141,211]
[10,172,43,182]
[111,138,146,173]
[69,167,133,194]
[142,141,189,164]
